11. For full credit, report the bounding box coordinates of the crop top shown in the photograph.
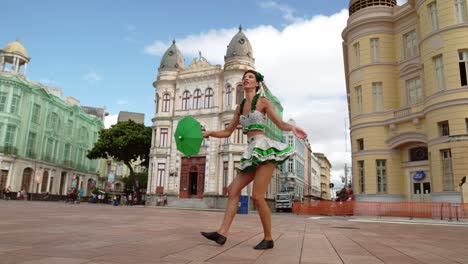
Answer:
[239,94,266,134]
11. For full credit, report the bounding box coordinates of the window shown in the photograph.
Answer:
[466,118,468,132]
[372,82,383,111]
[357,138,364,151]
[32,104,41,124]
[64,143,71,161]
[223,162,229,190]
[48,113,60,131]
[155,93,160,113]
[67,120,73,136]
[406,78,423,105]
[403,30,417,59]
[355,86,363,113]
[226,85,232,106]
[0,92,7,112]
[353,42,360,67]
[428,2,439,31]
[370,38,379,63]
[434,55,445,91]
[224,124,230,144]
[288,158,294,173]
[438,120,450,136]
[5,125,16,146]
[358,160,365,193]
[454,0,467,23]
[26,132,36,157]
[205,88,214,108]
[234,127,244,144]
[459,51,468,86]
[376,160,387,193]
[409,147,428,161]
[288,135,293,147]
[193,89,202,110]
[182,91,190,110]
[160,128,168,147]
[10,95,20,114]
[441,149,454,191]
[157,163,165,186]
[236,85,244,105]
[162,93,170,112]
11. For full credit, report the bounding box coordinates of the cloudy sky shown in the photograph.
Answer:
[2,0,408,189]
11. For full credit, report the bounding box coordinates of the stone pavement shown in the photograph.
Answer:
[0,201,468,264]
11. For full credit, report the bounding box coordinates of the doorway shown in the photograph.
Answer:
[409,170,431,202]
[189,171,198,196]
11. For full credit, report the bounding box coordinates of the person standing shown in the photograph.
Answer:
[5,186,11,201]
[200,70,307,250]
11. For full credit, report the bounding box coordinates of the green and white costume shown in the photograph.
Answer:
[237,94,295,172]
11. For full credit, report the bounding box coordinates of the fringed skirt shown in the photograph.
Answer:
[236,135,295,172]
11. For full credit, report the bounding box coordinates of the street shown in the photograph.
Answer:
[0,201,467,264]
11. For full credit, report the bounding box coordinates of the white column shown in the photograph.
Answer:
[23,63,28,76]
[0,56,4,71]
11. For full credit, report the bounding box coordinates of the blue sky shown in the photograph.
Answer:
[2,0,349,125]
[2,0,411,186]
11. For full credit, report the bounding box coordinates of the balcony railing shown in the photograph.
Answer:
[0,146,18,155]
[25,150,37,159]
[394,107,411,118]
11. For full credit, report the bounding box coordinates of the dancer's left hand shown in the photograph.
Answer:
[292,126,307,139]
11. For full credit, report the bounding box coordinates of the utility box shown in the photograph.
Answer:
[237,195,249,214]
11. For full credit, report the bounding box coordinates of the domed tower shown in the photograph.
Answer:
[0,40,31,76]
[224,25,255,71]
[349,0,397,15]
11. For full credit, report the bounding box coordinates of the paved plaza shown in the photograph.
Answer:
[0,201,468,264]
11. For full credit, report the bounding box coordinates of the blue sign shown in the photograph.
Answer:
[413,171,426,181]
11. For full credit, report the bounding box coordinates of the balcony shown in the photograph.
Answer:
[393,107,411,118]
[0,146,18,155]
[25,151,37,159]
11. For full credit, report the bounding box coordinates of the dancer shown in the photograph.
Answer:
[201,70,307,250]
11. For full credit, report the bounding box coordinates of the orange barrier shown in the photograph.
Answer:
[292,201,468,220]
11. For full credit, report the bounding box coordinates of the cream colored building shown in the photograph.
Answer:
[314,153,332,200]
[343,0,468,202]
[148,28,283,202]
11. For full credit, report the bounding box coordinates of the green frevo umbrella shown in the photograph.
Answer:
[174,116,203,157]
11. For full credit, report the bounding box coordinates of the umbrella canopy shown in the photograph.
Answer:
[174,116,203,156]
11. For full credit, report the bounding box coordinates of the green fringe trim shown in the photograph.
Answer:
[242,124,266,134]
[240,145,293,164]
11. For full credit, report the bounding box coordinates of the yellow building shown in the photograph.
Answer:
[314,153,332,200]
[343,0,468,202]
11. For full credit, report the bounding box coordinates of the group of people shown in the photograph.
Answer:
[2,186,27,201]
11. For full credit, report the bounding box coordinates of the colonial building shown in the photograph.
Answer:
[0,40,103,195]
[282,119,307,200]
[343,0,468,202]
[148,28,285,202]
[306,140,322,198]
[314,153,332,200]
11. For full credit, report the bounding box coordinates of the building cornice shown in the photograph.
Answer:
[352,149,398,158]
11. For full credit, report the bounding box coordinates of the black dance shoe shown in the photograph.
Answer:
[201,231,227,245]
[253,239,274,250]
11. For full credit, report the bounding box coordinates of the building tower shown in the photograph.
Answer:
[0,40,30,76]
[343,0,468,202]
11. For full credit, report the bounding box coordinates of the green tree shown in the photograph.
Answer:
[87,120,152,175]
[122,172,148,192]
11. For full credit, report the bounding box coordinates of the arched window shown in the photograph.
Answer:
[193,89,202,110]
[162,93,170,112]
[236,85,244,104]
[205,88,214,108]
[226,84,232,106]
[182,91,190,110]
[155,93,160,113]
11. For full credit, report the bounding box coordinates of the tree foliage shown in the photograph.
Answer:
[122,172,148,192]
[87,120,152,174]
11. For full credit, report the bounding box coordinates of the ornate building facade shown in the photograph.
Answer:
[343,0,468,202]
[0,40,104,195]
[148,28,284,201]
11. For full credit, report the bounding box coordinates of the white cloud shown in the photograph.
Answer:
[397,0,408,5]
[258,1,303,23]
[84,68,103,83]
[117,99,128,105]
[144,9,352,185]
[104,114,118,128]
